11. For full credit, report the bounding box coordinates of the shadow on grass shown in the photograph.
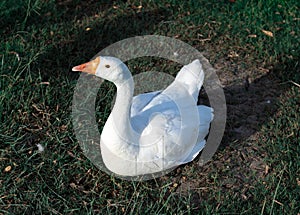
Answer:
[220,57,299,146]
[38,6,171,80]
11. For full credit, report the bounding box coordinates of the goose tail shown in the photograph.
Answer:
[175,59,204,101]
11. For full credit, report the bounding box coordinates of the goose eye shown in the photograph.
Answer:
[105,64,110,68]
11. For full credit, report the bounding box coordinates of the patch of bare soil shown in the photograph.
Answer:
[161,49,284,203]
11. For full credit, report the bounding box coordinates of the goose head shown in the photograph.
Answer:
[72,56,131,83]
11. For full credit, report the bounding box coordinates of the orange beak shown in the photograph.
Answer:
[72,57,100,75]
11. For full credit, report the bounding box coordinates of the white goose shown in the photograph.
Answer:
[72,56,213,177]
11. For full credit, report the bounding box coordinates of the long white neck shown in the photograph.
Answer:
[109,68,136,142]
[100,65,140,175]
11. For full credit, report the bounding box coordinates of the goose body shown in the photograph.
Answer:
[73,56,213,176]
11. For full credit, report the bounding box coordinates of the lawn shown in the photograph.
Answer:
[0,0,299,214]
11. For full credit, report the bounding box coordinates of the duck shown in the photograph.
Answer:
[72,56,213,177]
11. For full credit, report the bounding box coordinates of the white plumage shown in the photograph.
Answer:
[73,56,213,176]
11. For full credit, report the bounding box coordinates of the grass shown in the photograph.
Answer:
[0,0,299,214]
